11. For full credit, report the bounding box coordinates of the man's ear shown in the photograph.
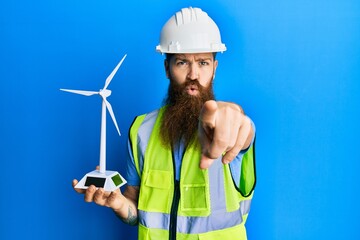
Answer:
[164,59,170,79]
[213,60,218,79]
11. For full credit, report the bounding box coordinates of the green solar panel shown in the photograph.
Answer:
[111,174,123,186]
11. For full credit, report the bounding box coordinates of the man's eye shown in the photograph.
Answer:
[177,61,187,66]
[200,61,209,66]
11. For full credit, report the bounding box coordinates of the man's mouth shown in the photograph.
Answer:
[185,84,199,95]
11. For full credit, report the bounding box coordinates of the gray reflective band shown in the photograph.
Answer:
[177,209,243,234]
[139,211,170,230]
[136,109,159,174]
[139,198,252,234]
[240,199,252,215]
[139,207,247,234]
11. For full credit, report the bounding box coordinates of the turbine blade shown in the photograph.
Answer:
[104,99,121,136]
[103,54,127,90]
[60,89,99,96]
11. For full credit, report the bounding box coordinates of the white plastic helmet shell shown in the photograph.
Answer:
[156,7,226,54]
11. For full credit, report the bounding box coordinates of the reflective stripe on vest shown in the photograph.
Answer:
[138,198,252,234]
[129,107,253,238]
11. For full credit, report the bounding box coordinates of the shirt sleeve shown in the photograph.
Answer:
[229,118,256,197]
[125,138,141,186]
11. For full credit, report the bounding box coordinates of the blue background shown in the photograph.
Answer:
[1,0,359,239]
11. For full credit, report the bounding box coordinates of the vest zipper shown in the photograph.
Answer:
[169,146,181,240]
[169,180,180,240]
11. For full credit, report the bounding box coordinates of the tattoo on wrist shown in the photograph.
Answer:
[120,206,138,226]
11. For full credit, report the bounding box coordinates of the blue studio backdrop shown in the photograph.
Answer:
[1,0,359,239]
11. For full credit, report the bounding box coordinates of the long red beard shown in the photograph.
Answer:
[160,79,215,147]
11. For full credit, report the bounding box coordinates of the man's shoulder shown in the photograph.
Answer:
[130,107,163,131]
[136,108,160,121]
[135,106,167,122]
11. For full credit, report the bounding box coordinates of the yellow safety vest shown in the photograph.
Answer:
[129,107,256,240]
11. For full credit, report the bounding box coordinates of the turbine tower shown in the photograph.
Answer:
[60,54,127,191]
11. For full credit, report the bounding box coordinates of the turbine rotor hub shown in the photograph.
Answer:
[100,89,112,98]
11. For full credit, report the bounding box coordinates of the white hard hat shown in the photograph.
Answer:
[156,7,226,54]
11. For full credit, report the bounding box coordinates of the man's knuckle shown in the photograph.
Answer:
[225,152,237,161]
[84,195,92,203]
[208,152,219,159]
[234,140,245,150]
[214,138,228,148]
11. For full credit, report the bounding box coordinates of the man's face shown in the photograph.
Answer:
[161,53,217,146]
[165,53,218,96]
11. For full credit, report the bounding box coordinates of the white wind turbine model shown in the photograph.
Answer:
[61,54,127,191]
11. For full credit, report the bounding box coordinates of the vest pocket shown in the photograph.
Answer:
[139,170,173,212]
[180,183,210,215]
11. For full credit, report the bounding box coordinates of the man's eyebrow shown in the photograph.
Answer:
[196,57,212,61]
[174,55,187,60]
[195,57,213,62]
[173,55,213,62]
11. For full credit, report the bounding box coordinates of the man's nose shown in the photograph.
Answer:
[187,64,199,80]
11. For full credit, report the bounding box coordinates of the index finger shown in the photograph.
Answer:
[200,101,231,159]
[199,101,222,169]
[199,100,218,129]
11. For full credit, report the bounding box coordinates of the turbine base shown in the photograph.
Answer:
[75,170,127,192]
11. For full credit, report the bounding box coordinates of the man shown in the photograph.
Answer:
[73,7,256,239]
